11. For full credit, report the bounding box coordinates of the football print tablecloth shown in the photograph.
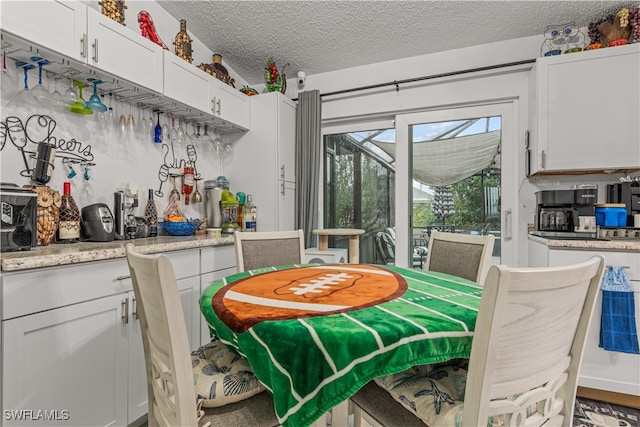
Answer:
[200,264,482,427]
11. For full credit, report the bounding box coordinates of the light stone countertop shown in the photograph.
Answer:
[0,234,235,271]
[528,234,640,252]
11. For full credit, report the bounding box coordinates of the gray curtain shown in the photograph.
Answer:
[295,90,321,247]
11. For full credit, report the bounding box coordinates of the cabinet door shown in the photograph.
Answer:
[127,291,148,425]
[535,44,640,172]
[86,7,163,93]
[0,0,86,62]
[2,295,128,427]
[178,276,201,351]
[277,95,297,183]
[210,78,250,130]
[163,52,211,113]
[278,180,296,231]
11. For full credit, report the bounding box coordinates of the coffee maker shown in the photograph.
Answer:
[534,188,597,238]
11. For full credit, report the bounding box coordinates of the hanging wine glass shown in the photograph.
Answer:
[79,163,95,205]
[29,56,52,107]
[1,51,19,106]
[127,102,135,139]
[153,110,162,143]
[6,61,38,112]
[50,75,66,111]
[62,77,78,105]
[169,173,181,201]
[84,78,107,112]
[68,81,93,115]
[138,104,147,139]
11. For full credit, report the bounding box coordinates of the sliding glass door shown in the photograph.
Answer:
[394,103,517,268]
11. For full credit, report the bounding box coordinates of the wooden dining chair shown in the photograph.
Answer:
[425,231,495,283]
[234,229,305,272]
[351,255,605,427]
[125,244,279,427]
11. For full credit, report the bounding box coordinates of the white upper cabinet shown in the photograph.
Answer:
[1,0,87,62]
[163,52,212,113]
[209,77,251,131]
[529,43,640,174]
[1,2,164,93]
[86,7,163,93]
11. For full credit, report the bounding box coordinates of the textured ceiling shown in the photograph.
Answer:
[157,1,629,85]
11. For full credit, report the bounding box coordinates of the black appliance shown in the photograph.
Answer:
[81,203,115,242]
[534,188,597,238]
[606,182,640,225]
[1,183,38,251]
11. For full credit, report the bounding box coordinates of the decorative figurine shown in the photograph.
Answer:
[138,10,168,50]
[240,86,259,96]
[174,19,193,63]
[99,0,126,25]
[264,58,288,94]
[540,22,585,56]
[198,54,235,87]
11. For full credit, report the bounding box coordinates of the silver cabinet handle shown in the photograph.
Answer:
[211,97,217,114]
[115,274,131,281]
[504,208,512,242]
[281,165,285,179]
[541,150,546,169]
[92,38,98,63]
[81,33,87,58]
[122,298,129,325]
[216,98,221,115]
[281,180,285,195]
[131,297,138,320]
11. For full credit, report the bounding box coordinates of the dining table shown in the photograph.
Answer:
[200,263,482,427]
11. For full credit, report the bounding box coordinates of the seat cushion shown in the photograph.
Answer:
[192,339,265,408]
[375,360,535,427]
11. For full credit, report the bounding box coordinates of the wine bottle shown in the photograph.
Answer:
[243,194,257,232]
[32,140,57,184]
[144,189,158,237]
[57,181,80,243]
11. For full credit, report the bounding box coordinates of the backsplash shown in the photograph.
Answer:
[0,83,243,222]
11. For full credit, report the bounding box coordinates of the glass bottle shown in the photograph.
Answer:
[174,19,193,63]
[144,189,158,237]
[57,181,80,243]
[242,194,257,232]
[183,166,194,205]
[154,111,162,143]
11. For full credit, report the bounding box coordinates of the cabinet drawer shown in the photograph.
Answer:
[549,249,640,281]
[200,246,236,274]
[163,249,200,280]
[2,258,130,320]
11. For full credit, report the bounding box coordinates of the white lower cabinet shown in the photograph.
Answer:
[1,246,223,426]
[199,246,237,345]
[528,238,640,396]
[3,294,128,426]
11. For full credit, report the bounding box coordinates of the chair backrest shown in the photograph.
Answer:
[463,256,605,427]
[375,231,395,264]
[234,229,305,272]
[125,244,199,427]
[425,231,495,283]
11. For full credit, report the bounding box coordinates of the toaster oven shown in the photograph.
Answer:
[1,183,38,251]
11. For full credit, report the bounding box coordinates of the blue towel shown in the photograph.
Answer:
[599,266,640,354]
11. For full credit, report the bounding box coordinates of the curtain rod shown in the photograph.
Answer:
[292,58,536,101]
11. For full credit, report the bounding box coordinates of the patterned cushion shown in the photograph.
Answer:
[191,339,265,408]
[375,360,533,427]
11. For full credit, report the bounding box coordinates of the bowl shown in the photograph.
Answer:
[159,220,202,236]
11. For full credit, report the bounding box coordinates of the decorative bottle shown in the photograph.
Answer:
[57,181,80,243]
[144,189,158,237]
[182,166,194,205]
[242,194,257,232]
[174,19,193,63]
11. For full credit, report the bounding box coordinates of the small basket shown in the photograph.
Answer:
[159,220,202,236]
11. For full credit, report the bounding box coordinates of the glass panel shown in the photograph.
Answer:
[324,129,395,263]
[410,116,502,264]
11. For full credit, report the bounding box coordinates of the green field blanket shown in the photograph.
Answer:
[200,264,481,427]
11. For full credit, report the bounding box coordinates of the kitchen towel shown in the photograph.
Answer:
[599,266,640,354]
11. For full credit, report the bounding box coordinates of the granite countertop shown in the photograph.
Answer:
[0,234,235,271]
[528,234,640,252]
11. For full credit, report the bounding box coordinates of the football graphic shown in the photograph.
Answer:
[212,264,407,332]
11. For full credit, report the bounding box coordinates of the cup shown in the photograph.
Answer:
[207,228,222,238]
[635,214,640,229]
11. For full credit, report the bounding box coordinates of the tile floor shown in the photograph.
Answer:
[574,397,640,427]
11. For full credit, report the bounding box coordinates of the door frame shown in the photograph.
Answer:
[394,101,518,268]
